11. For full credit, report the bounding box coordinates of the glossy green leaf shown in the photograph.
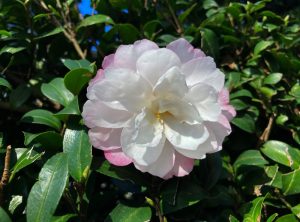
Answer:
[62,59,93,72]
[10,148,43,181]
[179,3,197,23]
[291,204,300,219]
[9,84,31,108]
[234,150,269,173]
[267,213,278,222]
[0,78,12,90]
[21,109,61,131]
[261,140,300,169]
[64,68,93,95]
[96,160,148,186]
[51,214,76,222]
[63,127,92,182]
[275,214,298,222]
[77,14,114,29]
[201,28,219,59]
[26,153,68,222]
[229,215,240,222]
[23,131,63,150]
[161,179,206,214]
[54,97,80,118]
[0,46,26,55]
[0,207,12,222]
[263,73,283,85]
[9,195,23,214]
[243,196,265,222]
[36,27,63,39]
[105,203,151,222]
[254,40,274,55]
[282,169,300,195]
[231,113,256,133]
[41,78,74,107]
[265,165,282,188]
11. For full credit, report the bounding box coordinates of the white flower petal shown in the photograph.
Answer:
[175,128,219,158]
[181,57,225,90]
[121,110,165,166]
[158,99,202,124]
[153,66,188,98]
[167,38,205,64]
[134,141,175,178]
[186,83,221,122]
[88,127,122,150]
[93,68,152,112]
[82,100,132,128]
[113,39,158,70]
[164,115,209,150]
[136,48,181,86]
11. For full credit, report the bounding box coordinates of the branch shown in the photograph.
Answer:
[165,0,183,35]
[0,145,12,206]
[257,114,275,147]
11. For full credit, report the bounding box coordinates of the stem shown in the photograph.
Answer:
[165,0,183,35]
[34,0,86,59]
[257,114,275,147]
[151,177,164,222]
[0,145,12,206]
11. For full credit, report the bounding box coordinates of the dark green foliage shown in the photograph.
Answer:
[0,0,300,221]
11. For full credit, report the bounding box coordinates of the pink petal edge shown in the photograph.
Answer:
[104,148,132,166]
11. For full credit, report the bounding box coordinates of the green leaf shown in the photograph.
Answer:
[266,213,278,222]
[231,113,256,133]
[10,148,43,181]
[260,86,277,98]
[62,59,93,72]
[77,14,114,29]
[23,131,63,150]
[105,203,151,222]
[0,30,12,38]
[116,24,140,44]
[161,179,206,214]
[26,153,68,222]
[96,160,149,186]
[41,78,74,107]
[243,196,266,222]
[261,140,300,169]
[229,215,240,222]
[201,28,219,59]
[230,89,253,99]
[35,27,63,39]
[21,109,62,131]
[275,214,298,222]
[51,214,76,222]
[231,99,249,110]
[9,195,23,214]
[179,3,197,23]
[9,84,31,108]
[263,73,283,85]
[0,46,26,55]
[254,40,274,56]
[63,127,92,182]
[64,68,93,95]
[0,78,12,90]
[234,150,269,173]
[54,97,80,118]
[0,207,12,222]
[292,204,300,219]
[264,165,282,188]
[282,169,300,195]
[143,20,161,39]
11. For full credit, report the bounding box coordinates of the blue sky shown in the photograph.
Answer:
[78,0,94,16]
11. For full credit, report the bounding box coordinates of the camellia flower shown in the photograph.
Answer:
[82,38,236,179]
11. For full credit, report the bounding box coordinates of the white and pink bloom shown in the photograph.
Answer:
[82,38,236,179]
